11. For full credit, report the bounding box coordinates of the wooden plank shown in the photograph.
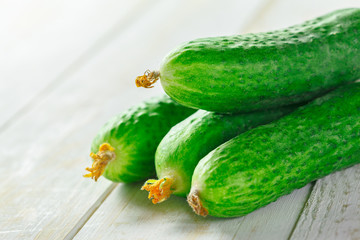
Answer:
[75,183,311,240]
[0,0,145,129]
[290,166,360,240]
[232,185,311,240]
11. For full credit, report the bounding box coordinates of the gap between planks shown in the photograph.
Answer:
[0,0,163,134]
[64,183,118,240]
[286,182,315,240]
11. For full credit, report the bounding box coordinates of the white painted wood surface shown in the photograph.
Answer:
[1,0,360,239]
[75,183,311,240]
[290,165,360,240]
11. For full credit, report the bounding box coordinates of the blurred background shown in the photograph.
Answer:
[1,0,360,239]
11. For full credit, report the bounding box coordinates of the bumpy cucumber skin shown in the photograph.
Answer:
[160,8,360,113]
[91,95,195,183]
[191,82,360,218]
[155,106,297,196]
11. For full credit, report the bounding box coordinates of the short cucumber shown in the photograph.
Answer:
[188,82,360,218]
[141,105,297,203]
[84,95,195,183]
[137,8,360,113]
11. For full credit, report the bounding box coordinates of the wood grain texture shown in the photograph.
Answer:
[290,165,360,240]
[2,0,360,239]
[75,184,312,240]
[232,185,312,240]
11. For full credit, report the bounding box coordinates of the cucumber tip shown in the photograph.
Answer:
[135,70,160,88]
[187,190,208,217]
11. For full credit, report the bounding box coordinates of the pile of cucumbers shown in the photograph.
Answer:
[85,8,360,218]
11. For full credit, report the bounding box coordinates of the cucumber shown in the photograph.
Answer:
[136,8,360,113]
[141,105,298,203]
[84,95,195,183]
[188,82,360,218]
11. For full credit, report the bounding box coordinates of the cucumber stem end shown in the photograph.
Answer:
[187,190,208,217]
[141,177,174,204]
[135,70,160,88]
[84,143,116,182]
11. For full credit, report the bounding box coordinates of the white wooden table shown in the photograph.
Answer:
[1,1,360,239]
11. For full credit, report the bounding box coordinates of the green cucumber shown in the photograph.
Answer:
[188,82,360,218]
[84,95,195,183]
[137,8,360,113]
[141,105,297,203]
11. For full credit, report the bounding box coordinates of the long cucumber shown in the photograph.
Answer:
[136,8,360,113]
[188,82,360,217]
